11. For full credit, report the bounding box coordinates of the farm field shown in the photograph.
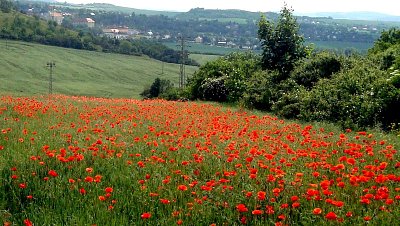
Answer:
[189,54,221,65]
[164,42,250,55]
[306,40,374,53]
[0,40,197,98]
[0,95,399,225]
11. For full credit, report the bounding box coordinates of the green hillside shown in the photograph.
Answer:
[0,40,197,98]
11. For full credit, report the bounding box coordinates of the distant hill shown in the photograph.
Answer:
[301,12,400,22]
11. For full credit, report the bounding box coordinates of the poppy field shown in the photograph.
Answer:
[0,95,399,225]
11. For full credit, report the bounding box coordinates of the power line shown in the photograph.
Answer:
[177,35,190,88]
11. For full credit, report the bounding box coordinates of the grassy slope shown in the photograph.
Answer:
[190,54,221,65]
[0,40,197,98]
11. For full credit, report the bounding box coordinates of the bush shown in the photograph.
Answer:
[300,60,400,130]
[291,52,342,89]
[241,70,277,111]
[140,78,174,99]
[271,81,307,119]
[200,77,228,102]
[187,52,259,102]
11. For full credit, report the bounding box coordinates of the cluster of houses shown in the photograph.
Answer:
[30,9,255,49]
[45,11,96,28]
[25,8,96,28]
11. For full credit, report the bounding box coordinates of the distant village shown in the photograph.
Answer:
[23,7,257,50]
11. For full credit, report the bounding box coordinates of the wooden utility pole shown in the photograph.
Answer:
[46,61,55,94]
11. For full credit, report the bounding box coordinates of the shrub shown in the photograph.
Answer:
[300,60,400,130]
[187,52,259,102]
[140,78,174,99]
[241,70,277,111]
[291,52,342,89]
[200,77,228,102]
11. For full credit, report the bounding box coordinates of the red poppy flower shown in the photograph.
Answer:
[313,208,322,215]
[236,204,248,212]
[141,212,151,219]
[325,211,337,220]
[252,209,263,215]
[178,185,188,191]
[24,219,33,226]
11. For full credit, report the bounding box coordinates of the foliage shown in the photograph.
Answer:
[241,70,276,111]
[290,51,342,89]
[0,0,13,13]
[187,52,260,102]
[140,78,174,99]
[369,28,400,54]
[300,60,400,129]
[200,76,228,102]
[258,5,307,78]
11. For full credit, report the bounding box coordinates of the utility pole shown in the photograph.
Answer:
[177,35,189,88]
[46,61,55,95]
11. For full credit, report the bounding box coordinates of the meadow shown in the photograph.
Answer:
[0,95,399,225]
[0,40,197,98]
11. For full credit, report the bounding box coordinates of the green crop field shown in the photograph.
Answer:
[306,40,374,53]
[0,40,197,98]
[189,54,221,65]
[164,42,249,55]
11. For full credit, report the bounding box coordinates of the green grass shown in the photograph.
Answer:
[0,40,197,98]
[0,96,399,225]
[189,54,221,65]
[164,42,249,55]
[307,40,374,53]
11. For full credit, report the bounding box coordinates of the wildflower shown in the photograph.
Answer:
[252,209,263,215]
[257,191,266,200]
[19,183,27,189]
[48,170,58,177]
[24,219,33,226]
[79,188,86,195]
[141,212,151,219]
[178,185,188,191]
[364,216,372,221]
[105,187,113,193]
[236,204,248,212]
[325,211,337,220]
[313,208,322,215]
[292,202,300,208]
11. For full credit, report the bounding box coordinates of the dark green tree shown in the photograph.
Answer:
[0,0,13,13]
[369,28,400,54]
[149,78,161,98]
[258,5,306,79]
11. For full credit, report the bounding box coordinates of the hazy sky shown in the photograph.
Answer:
[64,0,400,16]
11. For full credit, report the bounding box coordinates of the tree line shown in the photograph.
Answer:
[0,0,198,66]
[151,6,400,131]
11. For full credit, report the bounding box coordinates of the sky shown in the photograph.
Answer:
[63,0,400,16]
